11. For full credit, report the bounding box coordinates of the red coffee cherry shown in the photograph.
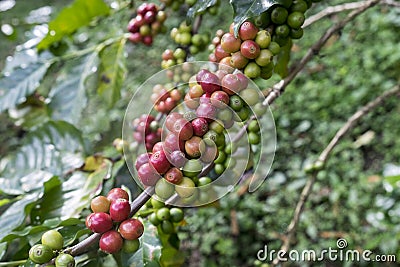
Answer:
[109,198,131,222]
[118,219,144,240]
[86,212,113,233]
[239,21,258,40]
[240,40,261,59]
[192,118,209,137]
[99,230,123,254]
[137,163,160,186]
[150,150,171,174]
[107,188,129,202]
[165,167,184,184]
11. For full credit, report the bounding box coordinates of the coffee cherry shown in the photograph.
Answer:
[170,208,184,223]
[91,196,111,213]
[172,118,193,141]
[268,41,281,55]
[149,212,161,225]
[157,207,171,221]
[41,230,64,250]
[150,150,171,174]
[229,95,244,111]
[155,178,175,199]
[221,33,241,53]
[248,131,261,144]
[109,198,131,222]
[244,62,261,78]
[255,49,273,67]
[255,30,271,49]
[192,118,209,136]
[196,103,217,121]
[55,254,75,267]
[182,159,202,178]
[236,73,249,90]
[240,40,261,59]
[152,142,164,153]
[107,188,129,202]
[164,133,185,152]
[123,239,140,253]
[210,90,230,109]
[29,244,54,264]
[118,219,144,240]
[239,21,258,40]
[271,6,289,24]
[198,72,221,94]
[291,0,308,12]
[221,74,242,95]
[200,144,218,163]
[290,27,304,39]
[138,163,161,186]
[214,150,227,164]
[230,52,248,71]
[165,167,183,184]
[240,88,260,106]
[160,220,175,234]
[185,136,204,158]
[275,24,290,37]
[189,84,204,99]
[169,150,187,168]
[287,11,305,29]
[86,213,113,233]
[100,230,123,254]
[175,177,196,198]
[248,120,260,132]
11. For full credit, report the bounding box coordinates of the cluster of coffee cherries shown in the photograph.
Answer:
[142,197,185,235]
[170,22,210,55]
[161,48,187,69]
[210,0,314,79]
[85,188,144,254]
[209,21,277,79]
[127,3,167,46]
[132,114,162,151]
[29,230,75,266]
[253,0,314,46]
[133,66,265,205]
[151,84,183,114]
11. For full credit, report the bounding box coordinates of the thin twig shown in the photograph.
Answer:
[304,1,374,28]
[271,84,400,266]
[263,0,381,107]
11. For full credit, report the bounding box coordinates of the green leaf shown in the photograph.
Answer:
[37,0,110,50]
[0,121,87,195]
[49,53,99,123]
[0,191,41,241]
[187,0,218,23]
[159,247,185,267]
[274,38,292,78]
[230,0,278,37]
[98,38,127,107]
[385,175,400,187]
[0,242,7,260]
[0,62,50,112]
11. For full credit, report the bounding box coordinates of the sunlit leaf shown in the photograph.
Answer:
[0,121,87,195]
[37,0,110,50]
[49,53,99,123]
[98,38,127,107]
[0,62,50,112]
[0,191,41,241]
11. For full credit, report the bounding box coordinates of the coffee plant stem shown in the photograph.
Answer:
[272,84,400,266]
[263,0,381,106]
